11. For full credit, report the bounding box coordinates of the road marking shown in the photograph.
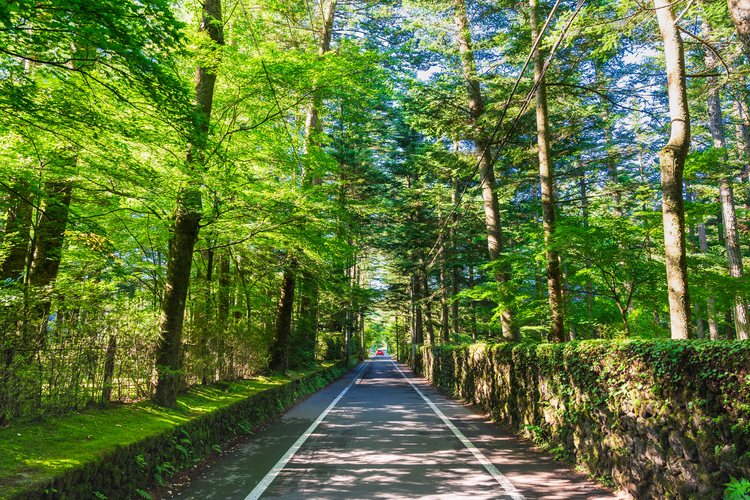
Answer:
[243,361,368,500]
[391,360,526,500]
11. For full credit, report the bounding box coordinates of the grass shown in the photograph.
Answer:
[0,361,345,498]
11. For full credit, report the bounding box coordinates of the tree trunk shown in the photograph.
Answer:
[580,172,593,331]
[654,0,692,339]
[440,254,450,344]
[595,62,621,216]
[421,273,435,345]
[531,0,564,342]
[453,0,518,341]
[451,176,460,335]
[728,0,750,59]
[469,265,477,340]
[0,181,32,283]
[101,334,117,403]
[154,0,223,407]
[298,271,319,364]
[303,0,337,186]
[270,258,297,373]
[29,181,72,290]
[702,14,750,340]
[195,247,213,385]
[217,252,230,377]
[697,223,720,339]
[413,275,424,345]
[0,182,31,425]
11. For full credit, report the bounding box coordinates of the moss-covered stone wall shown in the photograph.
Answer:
[415,340,750,500]
[11,361,350,500]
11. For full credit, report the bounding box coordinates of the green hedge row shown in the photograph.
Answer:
[11,361,350,500]
[415,340,750,500]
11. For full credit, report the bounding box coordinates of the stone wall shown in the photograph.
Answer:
[10,361,350,500]
[415,340,750,499]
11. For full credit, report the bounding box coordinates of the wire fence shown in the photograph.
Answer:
[0,287,270,423]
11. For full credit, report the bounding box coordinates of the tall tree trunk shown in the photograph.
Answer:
[303,0,337,185]
[101,334,117,403]
[0,182,32,425]
[196,248,214,385]
[531,0,565,342]
[453,0,518,341]
[450,175,460,335]
[217,252,230,377]
[450,182,460,336]
[0,182,32,283]
[580,171,593,331]
[728,0,750,59]
[595,62,621,216]
[29,180,73,316]
[421,273,435,345]
[469,265,477,340]
[440,254,450,344]
[413,275,424,345]
[654,0,692,339]
[154,0,223,407]
[270,258,297,372]
[28,181,72,289]
[697,223,720,339]
[298,271,319,364]
[703,13,749,340]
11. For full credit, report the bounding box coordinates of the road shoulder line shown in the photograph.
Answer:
[391,360,526,500]
[243,361,368,500]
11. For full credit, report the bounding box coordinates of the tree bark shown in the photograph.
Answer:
[453,0,518,341]
[154,0,223,407]
[413,275,424,345]
[595,62,621,216]
[298,271,319,364]
[469,265,477,340]
[654,0,692,339]
[728,0,750,59]
[0,182,32,283]
[303,0,337,185]
[451,179,460,336]
[270,258,297,372]
[421,272,435,345]
[702,14,749,339]
[531,0,565,343]
[580,171,593,331]
[217,252,230,377]
[29,181,72,291]
[101,334,117,403]
[440,252,450,344]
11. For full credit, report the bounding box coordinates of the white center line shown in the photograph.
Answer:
[243,361,368,500]
[391,360,526,500]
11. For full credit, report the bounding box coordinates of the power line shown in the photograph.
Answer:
[423,0,587,271]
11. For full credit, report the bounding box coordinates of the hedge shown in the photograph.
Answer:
[415,340,750,500]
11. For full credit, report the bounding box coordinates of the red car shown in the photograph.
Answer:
[376,349,384,356]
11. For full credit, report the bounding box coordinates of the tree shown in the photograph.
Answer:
[531,0,565,342]
[154,0,225,407]
[654,0,692,339]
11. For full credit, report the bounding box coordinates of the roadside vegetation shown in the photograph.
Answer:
[2,0,750,497]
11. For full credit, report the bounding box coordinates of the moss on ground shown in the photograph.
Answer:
[0,361,346,499]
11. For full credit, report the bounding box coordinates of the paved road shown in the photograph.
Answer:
[171,358,620,500]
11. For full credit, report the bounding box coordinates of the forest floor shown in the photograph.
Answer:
[0,362,342,499]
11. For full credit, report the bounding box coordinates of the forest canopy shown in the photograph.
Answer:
[1,0,749,420]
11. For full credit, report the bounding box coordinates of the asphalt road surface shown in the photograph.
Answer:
[171,358,620,500]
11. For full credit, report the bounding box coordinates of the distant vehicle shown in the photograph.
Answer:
[376,349,384,356]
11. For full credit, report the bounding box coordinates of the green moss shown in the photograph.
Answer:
[415,341,750,499]
[0,360,349,500]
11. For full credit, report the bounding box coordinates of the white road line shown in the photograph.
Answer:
[243,361,368,500]
[391,360,526,500]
